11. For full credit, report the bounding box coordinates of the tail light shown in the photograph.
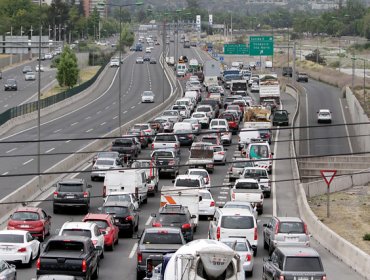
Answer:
[83,192,88,198]
[246,254,252,262]
[219,151,225,155]
[151,144,154,149]
[53,192,58,198]
[321,277,327,280]
[175,144,178,148]
[275,221,280,234]
[269,154,273,159]
[103,186,106,197]
[182,223,191,230]
[82,259,87,272]
[17,247,27,252]
[232,193,235,200]
[168,160,175,165]
[125,215,134,222]
[265,133,270,138]
[92,240,98,245]
[188,134,193,138]
[36,258,40,270]
[205,176,210,184]
[304,223,309,235]
[279,277,285,280]
[147,258,153,274]
[254,228,258,240]
[152,222,162,227]
[137,252,143,263]
[216,226,220,240]
[210,201,215,207]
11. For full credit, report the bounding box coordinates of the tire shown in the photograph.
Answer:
[53,206,59,214]
[26,253,33,268]
[39,230,45,242]
[128,228,134,238]
[108,241,114,251]
[143,197,148,204]
[135,219,139,232]
[92,264,99,280]
[91,176,96,181]
[253,248,257,257]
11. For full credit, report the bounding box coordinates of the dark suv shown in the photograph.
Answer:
[272,110,289,126]
[53,178,91,214]
[100,201,139,237]
[151,204,196,242]
[282,66,293,77]
[263,247,326,280]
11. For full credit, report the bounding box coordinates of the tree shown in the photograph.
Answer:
[305,49,326,65]
[119,23,134,50]
[363,10,370,39]
[57,47,79,88]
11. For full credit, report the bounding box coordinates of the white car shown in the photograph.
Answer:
[161,110,182,123]
[136,57,144,64]
[317,109,332,123]
[145,47,151,53]
[196,105,215,119]
[0,230,40,265]
[59,221,104,258]
[171,104,190,118]
[104,191,139,210]
[186,168,211,189]
[191,112,209,129]
[212,125,232,145]
[44,53,53,60]
[182,118,201,135]
[223,201,258,220]
[141,91,155,103]
[110,58,120,67]
[35,65,44,72]
[91,157,120,181]
[25,71,36,81]
[198,189,216,218]
[213,145,227,165]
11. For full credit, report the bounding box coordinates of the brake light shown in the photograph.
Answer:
[321,277,327,280]
[53,192,58,198]
[275,221,280,234]
[36,258,40,270]
[210,201,215,207]
[152,222,162,227]
[265,133,270,138]
[232,193,235,200]
[188,134,193,138]
[279,277,285,280]
[246,254,251,261]
[137,252,143,263]
[17,247,27,252]
[269,154,273,159]
[182,223,192,230]
[82,259,87,272]
[219,151,225,155]
[151,144,154,149]
[254,227,258,240]
[125,215,134,221]
[147,258,153,274]
[216,226,220,240]
[168,160,175,165]
[103,186,106,197]
[83,192,88,198]
[304,223,309,235]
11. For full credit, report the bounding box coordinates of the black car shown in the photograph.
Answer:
[110,137,140,162]
[149,58,157,64]
[272,109,289,126]
[53,178,92,214]
[4,79,17,91]
[22,65,32,73]
[151,204,196,242]
[282,66,293,77]
[100,201,139,237]
[143,55,150,62]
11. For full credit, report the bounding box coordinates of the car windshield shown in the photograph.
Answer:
[142,232,183,244]
[213,146,223,152]
[232,161,254,168]
[285,257,323,272]
[12,211,39,221]
[172,106,185,110]
[320,112,330,116]
[85,220,109,229]
[192,113,205,118]
[61,229,92,238]
[0,234,23,243]
[197,107,211,112]
[222,115,235,121]
[96,159,114,166]
[235,181,259,189]
[58,183,83,192]
[97,152,117,159]
[102,206,129,216]
[158,213,187,223]
[278,222,305,234]
[7,79,16,83]
[221,216,254,229]
[106,194,131,203]
[249,145,269,159]
[183,119,197,124]
[152,151,173,158]
[222,241,248,252]
[46,240,84,252]
[143,91,153,96]
[175,179,200,188]
[243,169,267,178]
[155,135,176,142]
[189,171,207,178]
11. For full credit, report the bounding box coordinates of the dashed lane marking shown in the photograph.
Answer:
[220,191,228,195]
[45,148,55,154]
[2,172,9,176]
[65,140,71,143]
[53,129,62,133]
[6,148,17,154]
[131,106,135,109]
[218,196,228,199]
[145,216,153,226]
[100,122,106,126]
[129,243,138,259]
[23,159,34,165]
[71,122,78,126]
[86,129,93,133]
[112,116,118,120]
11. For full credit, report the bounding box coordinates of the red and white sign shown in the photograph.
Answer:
[320,170,337,187]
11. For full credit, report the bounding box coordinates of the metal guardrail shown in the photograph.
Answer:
[0,60,108,127]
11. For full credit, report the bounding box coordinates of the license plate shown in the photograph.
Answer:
[66,195,74,199]
[297,277,309,280]
[20,224,30,228]
[286,237,299,242]
[115,219,119,223]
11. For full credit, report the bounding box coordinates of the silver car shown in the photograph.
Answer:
[25,71,36,81]
[0,260,16,280]
[263,216,310,255]
[222,201,258,220]
[213,145,226,165]
[227,158,255,181]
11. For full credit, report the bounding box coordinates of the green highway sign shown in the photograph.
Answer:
[224,44,249,55]
[249,36,274,56]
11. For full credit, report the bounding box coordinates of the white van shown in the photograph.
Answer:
[184,91,199,103]
[208,208,258,255]
[173,122,193,132]
[103,170,148,204]
[238,128,261,150]
[176,63,187,77]
[210,119,229,130]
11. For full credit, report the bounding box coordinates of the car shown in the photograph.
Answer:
[4,79,17,91]
[263,216,310,255]
[25,71,36,81]
[53,178,92,214]
[149,57,157,64]
[213,145,227,165]
[196,105,215,119]
[143,54,150,61]
[154,117,174,132]
[272,109,289,126]
[58,221,105,258]
[128,128,149,148]
[110,57,120,67]
[296,71,309,82]
[44,53,53,60]
[240,167,271,198]
[161,110,182,123]
[91,157,120,181]
[92,151,121,166]
[136,57,144,64]
[182,118,201,135]
[145,47,151,53]
[22,65,32,73]
[7,207,51,241]
[82,213,119,251]
[201,134,221,146]
[317,109,332,123]
[228,158,255,182]
[282,66,293,77]
[99,201,139,237]
[0,259,16,279]
[35,64,44,72]
[243,140,273,173]
[213,125,232,145]
[35,275,78,280]
[223,201,258,220]
[186,168,211,189]
[220,238,254,277]
[37,54,45,61]
[198,189,216,219]
[151,204,196,242]
[262,247,326,280]
[190,112,209,128]
[105,191,139,210]
[0,230,40,266]
[141,90,155,103]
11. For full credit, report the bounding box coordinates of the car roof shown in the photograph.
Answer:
[103,201,132,207]
[58,178,84,184]
[319,109,330,113]
[235,178,259,183]
[49,235,90,242]
[218,208,253,216]
[277,246,320,257]
[83,213,112,221]
[275,216,303,223]
[176,174,203,180]
[61,221,96,230]
[224,201,253,207]
[0,229,28,235]
[188,168,208,173]
[144,227,182,234]
[14,206,41,213]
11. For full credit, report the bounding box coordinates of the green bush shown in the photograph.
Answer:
[329,61,340,68]
[50,57,60,68]
[363,233,370,241]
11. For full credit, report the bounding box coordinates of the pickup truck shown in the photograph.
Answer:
[136,227,186,279]
[110,136,140,162]
[36,236,100,280]
[230,178,264,214]
[152,133,180,154]
[240,167,271,198]
[187,142,214,173]
[151,149,180,179]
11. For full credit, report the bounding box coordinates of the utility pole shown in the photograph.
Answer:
[59,23,61,42]
[162,19,166,104]
[293,42,297,82]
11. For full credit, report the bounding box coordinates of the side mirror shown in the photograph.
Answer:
[191,215,197,219]
[151,213,156,218]
[87,185,92,188]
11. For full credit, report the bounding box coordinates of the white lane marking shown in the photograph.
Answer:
[128,243,138,259]
[112,116,118,120]
[112,102,116,105]
[145,216,153,226]
[86,129,93,133]
[222,182,230,186]
[221,187,229,190]
[105,106,110,110]
[123,111,128,114]
[218,196,227,199]
[23,159,34,165]
[97,111,101,114]
[6,148,17,154]
[339,98,353,154]
[137,102,141,105]
[100,122,106,126]
[220,191,228,195]
[45,148,55,154]
[65,140,71,143]
[53,129,62,133]
[4,104,9,108]
[71,122,78,126]
[304,88,310,155]
[2,172,9,176]
[131,106,135,109]
[85,116,91,120]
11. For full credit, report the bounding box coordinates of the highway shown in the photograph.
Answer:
[1,37,360,279]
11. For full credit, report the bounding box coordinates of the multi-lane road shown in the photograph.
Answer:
[0,34,364,279]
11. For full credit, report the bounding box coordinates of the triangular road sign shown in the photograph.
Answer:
[320,170,337,186]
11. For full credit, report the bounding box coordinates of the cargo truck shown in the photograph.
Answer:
[259,74,280,104]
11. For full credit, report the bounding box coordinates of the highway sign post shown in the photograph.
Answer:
[224,44,249,55]
[320,170,337,218]
[249,36,274,56]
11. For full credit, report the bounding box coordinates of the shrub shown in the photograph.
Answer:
[363,233,370,241]
[329,61,340,68]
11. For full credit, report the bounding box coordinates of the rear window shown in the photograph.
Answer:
[175,179,200,188]
[155,135,176,142]
[85,220,109,229]
[223,241,248,252]
[12,211,39,221]
[223,204,252,212]
[278,222,305,234]
[46,241,85,252]
[235,181,259,189]
[163,111,177,116]
[58,183,83,192]
[143,232,183,244]
[202,137,218,144]
[113,139,133,146]
[249,145,269,159]
[0,234,23,243]
[197,107,211,112]
[106,194,131,203]
[243,169,268,178]
[213,146,223,152]
[152,151,173,158]
[221,216,254,229]
[200,192,211,200]
[102,206,129,216]
[284,257,323,272]
[61,229,92,238]
[96,159,114,166]
[232,161,254,168]
[189,170,208,178]
[158,213,187,223]
[192,113,205,118]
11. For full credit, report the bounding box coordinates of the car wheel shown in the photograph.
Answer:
[26,253,33,267]
[100,250,104,259]
[268,243,274,256]
[135,220,139,232]
[253,248,257,257]
[92,263,99,280]
[39,230,45,242]
[263,235,269,250]
[143,197,148,204]
[53,206,59,214]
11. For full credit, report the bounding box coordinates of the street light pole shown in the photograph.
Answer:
[37,0,42,191]
[118,5,122,136]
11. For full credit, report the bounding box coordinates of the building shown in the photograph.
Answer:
[245,0,288,4]
[83,0,107,17]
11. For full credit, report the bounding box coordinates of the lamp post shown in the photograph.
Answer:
[98,1,143,136]
[37,0,42,191]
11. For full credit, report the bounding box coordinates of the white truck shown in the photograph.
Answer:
[203,60,221,90]
[230,178,264,214]
[259,74,280,104]
[230,79,248,96]
[187,142,214,173]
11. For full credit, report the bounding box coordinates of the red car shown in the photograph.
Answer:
[7,207,51,241]
[83,213,119,251]
[219,113,239,134]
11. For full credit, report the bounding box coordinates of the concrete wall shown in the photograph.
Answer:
[0,54,30,69]
[75,52,89,69]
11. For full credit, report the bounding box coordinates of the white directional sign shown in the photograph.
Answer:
[196,15,201,30]
[209,14,213,26]
[320,170,337,187]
